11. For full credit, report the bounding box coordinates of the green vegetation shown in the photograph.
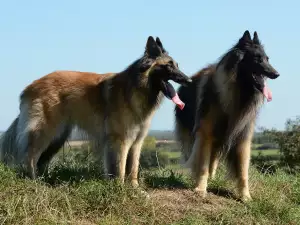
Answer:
[0,162,299,225]
[251,149,279,156]
[263,116,300,173]
[0,116,299,224]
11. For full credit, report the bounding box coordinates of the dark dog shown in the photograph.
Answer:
[175,30,279,201]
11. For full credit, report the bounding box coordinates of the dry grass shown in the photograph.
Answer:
[0,161,299,225]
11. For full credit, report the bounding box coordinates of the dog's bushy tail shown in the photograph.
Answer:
[0,117,20,166]
[174,80,198,167]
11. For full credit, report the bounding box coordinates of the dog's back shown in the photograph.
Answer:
[21,71,115,102]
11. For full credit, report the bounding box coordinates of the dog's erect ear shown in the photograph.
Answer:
[156,37,167,53]
[253,31,261,44]
[145,36,162,58]
[236,30,252,50]
[239,30,252,43]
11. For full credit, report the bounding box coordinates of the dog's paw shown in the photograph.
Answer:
[194,187,207,198]
[240,193,252,202]
[139,189,150,199]
[132,186,150,199]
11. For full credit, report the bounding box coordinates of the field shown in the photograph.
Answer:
[0,138,299,224]
[68,140,281,157]
[0,161,299,225]
[164,149,279,159]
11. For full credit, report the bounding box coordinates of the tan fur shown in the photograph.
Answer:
[187,108,215,197]
[176,31,279,201]
[234,121,254,201]
[209,150,220,179]
[178,65,263,201]
[1,36,190,192]
[3,68,163,184]
[190,116,254,200]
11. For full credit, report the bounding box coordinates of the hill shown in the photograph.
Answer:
[0,163,299,224]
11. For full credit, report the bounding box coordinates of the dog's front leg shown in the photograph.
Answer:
[228,123,254,202]
[103,134,131,184]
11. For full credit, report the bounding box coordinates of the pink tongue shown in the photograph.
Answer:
[172,93,185,110]
[263,82,272,102]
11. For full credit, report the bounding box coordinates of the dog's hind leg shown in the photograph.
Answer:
[193,129,213,198]
[209,150,221,180]
[16,102,54,179]
[26,130,54,179]
[37,126,72,176]
[103,145,117,179]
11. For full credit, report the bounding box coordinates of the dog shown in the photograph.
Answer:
[0,36,191,188]
[175,30,279,201]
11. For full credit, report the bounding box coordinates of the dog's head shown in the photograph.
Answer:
[140,36,192,109]
[232,30,280,101]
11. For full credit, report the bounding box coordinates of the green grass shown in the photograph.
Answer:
[165,149,280,158]
[251,149,280,156]
[0,160,299,225]
[163,151,181,159]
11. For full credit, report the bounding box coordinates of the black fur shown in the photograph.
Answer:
[37,126,72,175]
[37,36,191,174]
[175,69,211,133]
[109,36,191,117]
[175,30,280,174]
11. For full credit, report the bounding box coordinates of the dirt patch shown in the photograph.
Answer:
[148,189,235,223]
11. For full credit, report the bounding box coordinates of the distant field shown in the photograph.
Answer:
[164,149,279,159]
[67,139,176,147]
[251,149,279,156]
[67,140,280,159]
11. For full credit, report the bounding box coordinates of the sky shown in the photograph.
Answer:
[0,0,299,131]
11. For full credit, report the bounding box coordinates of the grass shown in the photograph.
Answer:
[164,151,181,159]
[0,160,299,225]
[251,149,280,156]
[165,149,280,158]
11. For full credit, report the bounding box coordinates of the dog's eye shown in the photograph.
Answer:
[255,56,263,63]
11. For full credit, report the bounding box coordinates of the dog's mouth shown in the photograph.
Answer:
[160,80,185,110]
[252,74,272,102]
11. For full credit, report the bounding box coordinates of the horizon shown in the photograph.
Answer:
[0,0,299,132]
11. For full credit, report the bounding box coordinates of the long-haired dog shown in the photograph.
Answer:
[175,31,279,201]
[0,36,191,187]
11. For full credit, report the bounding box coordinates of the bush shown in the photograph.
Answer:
[251,152,279,175]
[140,150,169,169]
[169,157,180,164]
[142,136,156,151]
[263,116,300,173]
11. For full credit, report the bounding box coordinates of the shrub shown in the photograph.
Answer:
[263,116,300,173]
[140,150,169,169]
[142,136,156,151]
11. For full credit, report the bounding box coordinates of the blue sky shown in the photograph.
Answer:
[0,0,299,131]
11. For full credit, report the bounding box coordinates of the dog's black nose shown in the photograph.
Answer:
[270,72,280,79]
